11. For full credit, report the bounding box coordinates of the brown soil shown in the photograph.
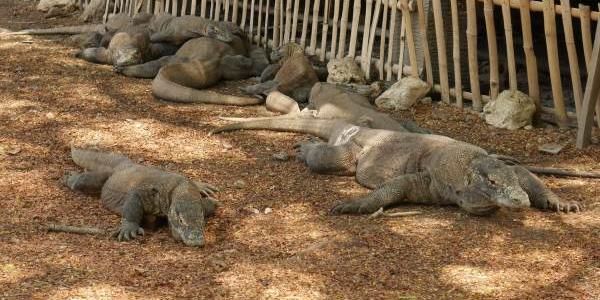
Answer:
[0,2,598,299]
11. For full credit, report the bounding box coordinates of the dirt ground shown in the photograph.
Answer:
[0,1,598,299]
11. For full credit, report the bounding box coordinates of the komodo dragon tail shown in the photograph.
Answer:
[4,24,105,36]
[211,117,340,139]
[151,65,265,106]
[70,148,132,172]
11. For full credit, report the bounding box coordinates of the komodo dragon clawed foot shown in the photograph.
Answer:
[112,221,145,242]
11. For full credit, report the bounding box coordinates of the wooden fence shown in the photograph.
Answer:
[102,0,600,131]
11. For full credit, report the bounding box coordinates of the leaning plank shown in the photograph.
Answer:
[450,0,463,107]
[348,0,361,57]
[402,0,418,78]
[501,0,517,91]
[576,18,600,148]
[484,0,500,99]
[580,4,592,71]
[416,0,433,86]
[466,0,482,111]
[432,0,450,103]
[519,0,540,115]
[543,0,568,128]
[561,0,583,116]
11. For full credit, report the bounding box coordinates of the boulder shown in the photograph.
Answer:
[37,0,77,12]
[326,57,366,84]
[374,77,430,110]
[483,90,536,130]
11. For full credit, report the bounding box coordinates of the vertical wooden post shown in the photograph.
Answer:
[466,0,482,111]
[331,0,341,60]
[360,0,373,70]
[279,0,284,44]
[320,0,332,61]
[215,0,221,20]
[519,0,540,117]
[200,0,206,17]
[309,0,321,55]
[249,0,255,43]
[402,0,418,78]
[561,0,583,116]
[386,0,398,81]
[576,21,600,149]
[273,0,280,47]
[284,0,292,43]
[232,0,238,22]
[300,0,310,48]
[257,0,263,46]
[172,0,178,16]
[432,0,450,103]
[543,0,568,128]
[396,14,406,80]
[264,0,270,47]
[103,0,111,23]
[181,0,188,15]
[240,0,248,31]
[416,0,433,86]
[377,0,388,80]
[191,0,197,15]
[224,0,230,21]
[365,0,382,79]
[209,0,213,18]
[450,0,463,107]
[337,0,350,58]
[501,0,517,91]
[483,0,500,99]
[291,0,300,43]
[348,0,361,58]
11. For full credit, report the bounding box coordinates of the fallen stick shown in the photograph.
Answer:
[47,224,106,235]
[368,207,422,219]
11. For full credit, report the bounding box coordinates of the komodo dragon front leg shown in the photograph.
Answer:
[115,55,178,78]
[111,188,152,241]
[512,166,581,213]
[64,171,112,194]
[330,172,435,215]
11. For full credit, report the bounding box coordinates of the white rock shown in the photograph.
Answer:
[483,90,536,130]
[374,77,430,110]
[37,0,77,12]
[326,57,366,84]
[264,207,272,214]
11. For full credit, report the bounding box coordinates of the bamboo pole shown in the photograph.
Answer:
[291,0,300,43]
[475,0,599,21]
[224,0,230,20]
[215,0,221,20]
[580,4,592,72]
[365,0,382,79]
[416,0,433,86]
[284,0,292,43]
[209,0,213,18]
[360,0,374,70]
[172,0,178,16]
[543,0,568,128]
[148,0,154,14]
[181,0,188,15]
[519,0,540,117]
[432,0,450,103]
[164,0,170,14]
[401,0,418,78]
[200,0,206,17]
[377,0,388,80]
[320,0,332,61]
[257,0,263,46]
[348,0,361,58]
[249,0,255,43]
[396,14,406,80]
[191,0,197,15]
[309,0,321,55]
[466,0,482,111]
[501,0,517,91]
[337,0,350,58]
[232,0,238,21]
[273,0,280,47]
[279,0,284,44]
[264,0,270,47]
[300,0,310,48]
[576,18,600,148]
[561,0,583,116]
[114,0,119,14]
[103,0,110,22]
[450,0,463,107]
[386,0,398,81]
[331,0,341,60]
[240,0,248,31]
[483,0,500,99]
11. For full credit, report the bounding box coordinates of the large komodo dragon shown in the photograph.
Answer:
[222,83,430,134]
[213,118,581,216]
[64,148,219,246]
[117,35,267,105]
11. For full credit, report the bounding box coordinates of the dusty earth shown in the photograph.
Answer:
[0,1,599,299]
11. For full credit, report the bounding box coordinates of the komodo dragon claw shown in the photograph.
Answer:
[112,221,145,242]
[193,181,219,197]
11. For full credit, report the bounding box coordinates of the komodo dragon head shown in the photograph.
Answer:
[167,182,211,247]
[458,156,530,215]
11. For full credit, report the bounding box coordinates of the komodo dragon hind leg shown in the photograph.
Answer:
[330,172,433,215]
[295,140,360,176]
[63,171,112,194]
[115,55,176,78]
[511,166,582,213]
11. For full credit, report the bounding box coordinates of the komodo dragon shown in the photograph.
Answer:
[212,118,581,216]
[64,148,218,246]
[221,83,430,134]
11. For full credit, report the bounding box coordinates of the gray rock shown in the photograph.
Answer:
[483,90,536,130]
[326,57,366,85]
[233,179,246,189]
[272,151,289,161]
[374,77,430,110]
[538,143,564,155]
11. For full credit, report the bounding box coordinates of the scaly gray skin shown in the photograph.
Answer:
[213,118,581,216]
[64,148,218,246]
[149,14,237,45]
[220,82,431,134]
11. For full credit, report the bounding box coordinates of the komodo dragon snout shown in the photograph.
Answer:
[461,157,530,215]
[168,183,210,247]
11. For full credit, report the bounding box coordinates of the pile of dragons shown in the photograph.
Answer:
[7,13,585,247]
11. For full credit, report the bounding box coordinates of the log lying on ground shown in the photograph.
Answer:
[47,224,107,235]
